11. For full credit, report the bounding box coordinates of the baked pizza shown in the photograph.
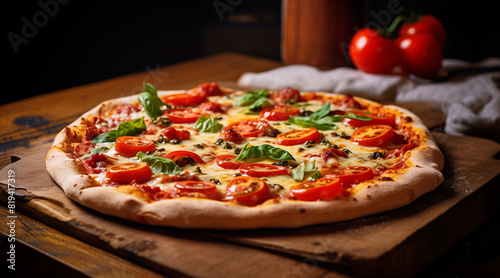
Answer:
[46,82,444,229]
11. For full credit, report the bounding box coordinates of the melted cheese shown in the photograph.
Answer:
[91,92,407,197]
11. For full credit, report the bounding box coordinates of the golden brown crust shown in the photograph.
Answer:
[46,90,444,229]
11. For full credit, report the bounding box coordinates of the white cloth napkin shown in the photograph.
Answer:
[237,58,500,141]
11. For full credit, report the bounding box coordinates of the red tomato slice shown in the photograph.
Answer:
[260,105,300,121]
[174,181,220,200]
[321,147,348,160]
[219,127,245,143]
[162,90,207,106]
[105,162,152,183]
[239,163,288,177]
[194,82,223,96]
[215,155,245,169]
[275,127,322,146]
[351,125,394,146]
[225,119,270,138]
[164,150,205,165]
[165,109,203,123]
[115,136,156,156]
[321,166,375,185]
[225,176,270,206]
[289,177,342,201]
[341,113,395,127]
[270,87,301,104]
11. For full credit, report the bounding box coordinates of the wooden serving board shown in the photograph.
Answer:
[1,132,499,277]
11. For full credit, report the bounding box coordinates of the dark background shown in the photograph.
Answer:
[3,0,499,105]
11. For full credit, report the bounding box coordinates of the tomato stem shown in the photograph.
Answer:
[379,15,406,39]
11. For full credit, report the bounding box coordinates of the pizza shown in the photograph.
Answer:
[46,82,444,229]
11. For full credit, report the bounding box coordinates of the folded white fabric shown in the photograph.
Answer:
[237,59,500,141]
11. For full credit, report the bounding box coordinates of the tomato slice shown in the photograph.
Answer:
[275,127,322,146]
[321,166,374,185]
[239,163,288,177]
[219,127,246,143]
[194,82,223,96]
[162,90,207,106]
[289,177,342,201]
[260,105,300,121]
[225,119,270,138]
[105,162,152,183]
[115,136,156,156]
[225,176,270,206]
[351,125,394,146]
[321,147,348,160]
[164,150,205,165]
[215,154,245,169]
[164,109,203,123]
[341,113,395,127]
[270,87,301,104]
[174,181,220,200]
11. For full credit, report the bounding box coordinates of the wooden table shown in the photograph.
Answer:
[1,53,499,277]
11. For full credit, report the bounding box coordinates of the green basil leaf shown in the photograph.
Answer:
[309,169,323,181]
[139,92,163,118]
[138,83,166,118]
[291,160,316,182]
[287,116,338,130]
[92,130,117,143]
[329,113,373,122]
[194,116,223,133]
[136,152,181,175]
[90,146,109,154]
[234,90,269,106]
[92,118,146,144]
[308,103,331,120]
[244,97,272,110]
[235,143,295,161]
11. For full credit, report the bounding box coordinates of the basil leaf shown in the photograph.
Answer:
[329,113,373,122]
[92,130,118,143]
[308,103,331,120]
[244,97,272,110]
[90,146,109,154]
[136,152,181,175]
[287,116,337,130]
[309,169,323,181]
[194,116,223,133]
[234,90,269,107]
[291,160,316,182]
[235,143,295,161]
[92,118,147,143]
[138,83,166,118]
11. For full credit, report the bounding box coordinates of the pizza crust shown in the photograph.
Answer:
[46,90,444,229]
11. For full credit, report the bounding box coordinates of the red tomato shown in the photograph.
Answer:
[105,162,152,183]
[275,128,322,146]
[321,147,348,160]
[225,119,271,138]
[164,109,203,123]
[239,163,288,178]
[341,113,395,127]
[198,101,224,113]
[260,105,300,121]
[174,181,220,200]
[396,33,442,79]
[270,87,301,104]
[321,166,375,185]
[195,82,223,96]
[225,176,270,206]
[289,177,342,201]
[162,90,207,106]
[164,150,205,165]
[399,15,445,47]
[160,127,190,141]
[351,125,394,146]
[115,136,156,156]
[215,154,245,169]
[349,28,399,74]
[219,126,245,143]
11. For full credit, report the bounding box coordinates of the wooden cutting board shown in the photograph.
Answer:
[1,132,499,277]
